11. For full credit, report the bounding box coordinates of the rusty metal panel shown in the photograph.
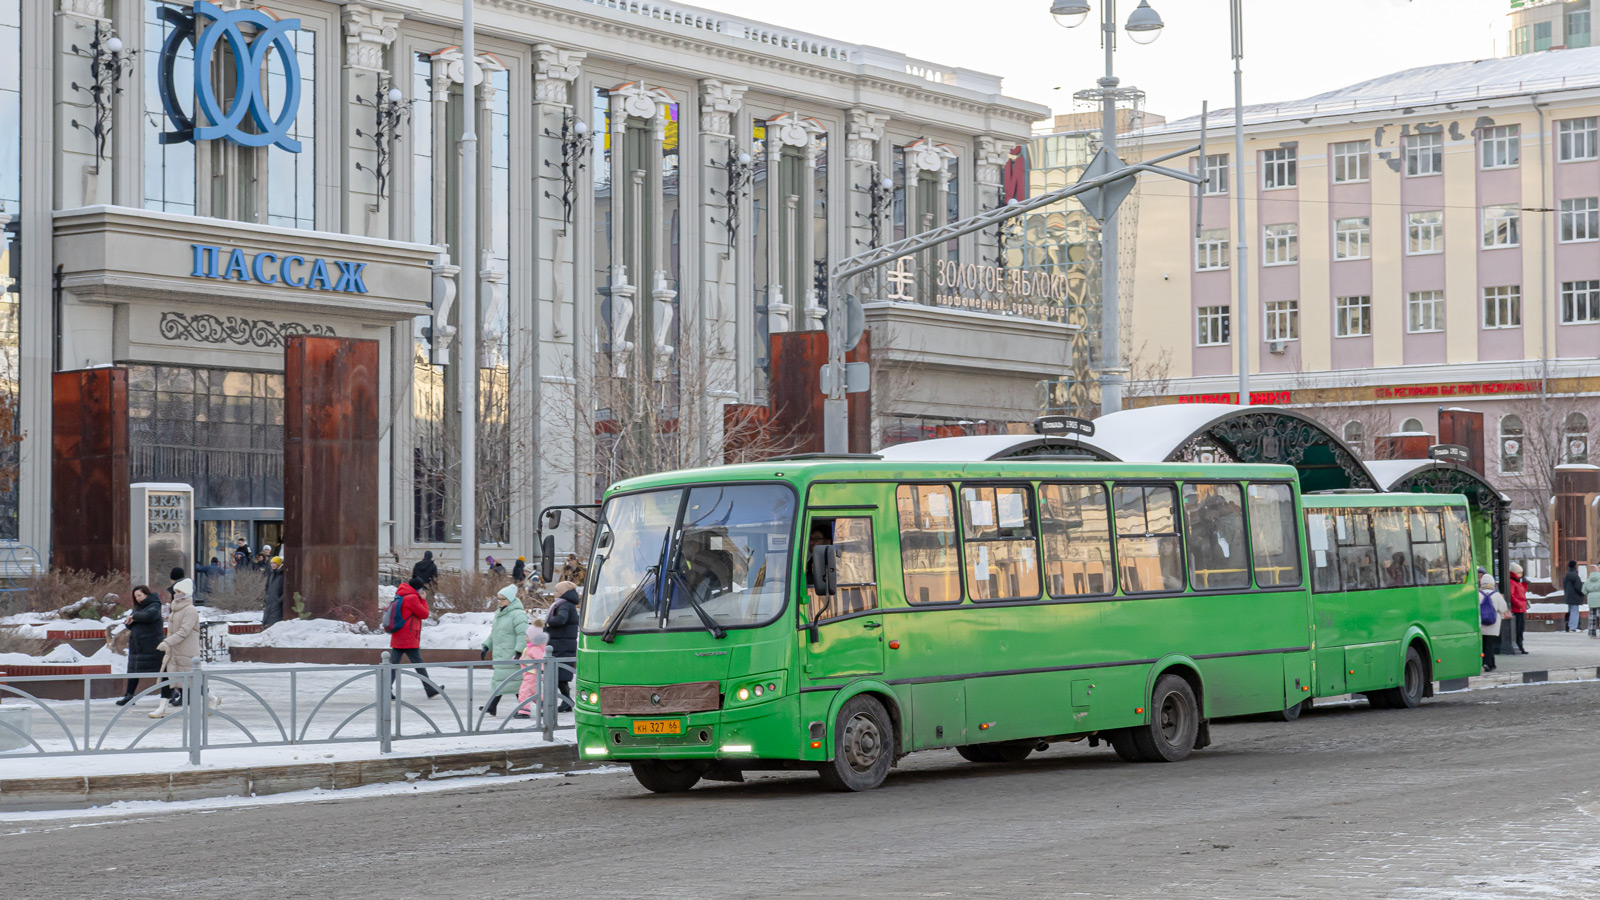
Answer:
[600,681,721,716]
[768,329,873,455]
[1437,409,1485,475]
[1373,433,1431,461]
[52,369,129,576]
[284,337,380,622]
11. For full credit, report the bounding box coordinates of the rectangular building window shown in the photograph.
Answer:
[1196,306,1230,346]
[265,28,315,230]
[1407,210,1444,255]
[1265,300,1299,342]
[1561,280,1600,324]
[1039,483,1114,598]
[1482,204,1521,248]
[1249,484,1301,588]
[1331,140,1370,183]
[1203,153,1228,195]
[1195,228,1229,270]
[1480,125,1520,169]
[411,54,434,244]
[1405,133,1442,177]
[1113,484,1184,594]
[1263,223,1298,266]
[143,1,196,215]
[1407,290,1445,333]
[897,484,962,605]
[1182,483,1250,591]
[1262,146,1296,189]
[1335,295,1372,337]
[1571,9,1593,48]
[1533,20,1554,51]
[1558,117,1598,161]
[1560,197,1599,242]
[1483,285,1523,329]
[1514,25,1530,55]
[1334,217,1371,260]
[960,484,1040,601]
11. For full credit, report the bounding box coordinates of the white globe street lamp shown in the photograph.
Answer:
[1124,0,1164,44]
[1049,0,1091,28]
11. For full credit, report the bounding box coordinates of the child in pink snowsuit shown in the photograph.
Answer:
[515,625,549,718]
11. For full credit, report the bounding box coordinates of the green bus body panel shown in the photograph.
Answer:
[573,462,1482,766]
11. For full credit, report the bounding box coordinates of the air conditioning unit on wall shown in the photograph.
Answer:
[1267,341,1288,355]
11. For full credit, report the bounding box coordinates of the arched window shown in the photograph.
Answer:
[1400,417,1425,433]
[1500,415,1525,474]
[1565,412,1590,464]
[1343,421,1365,458]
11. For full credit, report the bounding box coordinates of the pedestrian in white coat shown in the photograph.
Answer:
[1479,574,1511,673]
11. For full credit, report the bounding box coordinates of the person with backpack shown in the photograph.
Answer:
[385,577,441,699]
[479,584,530,717]
[1562,560,1585,631]
[1507,562,1529,654]
[1585,562,1600,638]
[1479,574,1511,673]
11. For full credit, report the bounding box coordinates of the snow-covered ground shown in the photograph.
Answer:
[228,611,496,650]
[0,642,125,672]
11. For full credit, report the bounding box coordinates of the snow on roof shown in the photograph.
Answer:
[1141,46,1600,138]
[875,434,1112,462]
[1365,458,1510,502]
[1087,404,1244,462]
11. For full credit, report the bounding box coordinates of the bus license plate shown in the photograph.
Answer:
[632,719,682,736]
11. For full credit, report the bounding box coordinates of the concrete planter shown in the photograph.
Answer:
[0,666,121,700]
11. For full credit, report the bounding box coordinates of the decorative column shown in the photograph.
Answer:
[606,81,675,386]
[697,78,748,451]
[766,114,827,332]
[342,5,400,238]
[845,109,889,299]
[57,0,111,208]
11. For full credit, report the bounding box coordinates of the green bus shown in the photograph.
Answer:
[572,458,1482,792]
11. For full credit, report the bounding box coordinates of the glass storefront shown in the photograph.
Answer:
[0,0,21,540]
[127,365,285,509]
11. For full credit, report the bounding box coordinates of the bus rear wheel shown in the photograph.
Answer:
[957,740,1034,764]
[1129,674,1201,762]
[1274,698,1309,722]
[630,760,703,793]
[1376,646,1427,710]
[818,695,894,792]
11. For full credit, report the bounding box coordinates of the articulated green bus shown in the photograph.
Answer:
[572,458,1482,792]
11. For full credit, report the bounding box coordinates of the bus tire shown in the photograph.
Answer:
[818,695,894,792]
[630,760,702,793]
[1274,698,1309,722]
[1378,646,1427,710]
[958,741,1033,764]
[1364,691,1392,709]
[1108,729,1145,762]
[1130,674,1200,762]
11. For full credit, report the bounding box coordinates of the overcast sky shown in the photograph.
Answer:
[714,0,1515,124]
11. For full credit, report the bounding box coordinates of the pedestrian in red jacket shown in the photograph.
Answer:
[1507,562,1529,655]
[389,578,440,698]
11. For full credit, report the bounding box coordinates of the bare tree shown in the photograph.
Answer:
[1487,386,1598,562]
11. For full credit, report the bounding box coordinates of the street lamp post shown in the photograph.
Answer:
[1231,0,1250,407]
[460,0,479,574]
[1052,0,1163,416]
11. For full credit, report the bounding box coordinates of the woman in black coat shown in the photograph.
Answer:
[120,585,164,706]
[544,583,581,711]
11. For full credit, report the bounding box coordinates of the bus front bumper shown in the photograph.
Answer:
[574,696,817,763]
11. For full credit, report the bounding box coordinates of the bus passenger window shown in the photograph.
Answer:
[1039,483,1114,597]
[1408,507,1449,586]
[1181,483,1250,590]
[1113,484,1184,594]
[1374,508,1412,587]
[960,484,1041,601]
[808,517,878,621]
[897,485,961,604]
[1248,483,1302,588]
[1335,511,1378,591]
[1444,507,1473,584]
[1305,510,1340,593]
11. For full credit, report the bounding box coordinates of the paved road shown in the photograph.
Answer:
[5,681,1599,900]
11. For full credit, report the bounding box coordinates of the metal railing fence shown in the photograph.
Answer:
[0,655,576,764]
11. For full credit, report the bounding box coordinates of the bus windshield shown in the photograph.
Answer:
[583,483,797,635]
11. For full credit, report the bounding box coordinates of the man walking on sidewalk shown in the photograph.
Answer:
[1562,560,1585,632]
[389,577,441,699]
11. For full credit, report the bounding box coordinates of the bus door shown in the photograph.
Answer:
[801,514,885,679]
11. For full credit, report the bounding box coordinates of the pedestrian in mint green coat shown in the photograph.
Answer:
[480,584,529,716]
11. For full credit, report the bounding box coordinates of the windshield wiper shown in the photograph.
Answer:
[600,565,657,644]
[668,570,728,640]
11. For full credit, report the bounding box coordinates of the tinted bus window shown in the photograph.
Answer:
[1444,507,1473,584]
[1040,483,1114,597]
[1409,507,1450,586]
[1182,483,1249,590]
[897,485,961,605]
[1114,484,1184,594]
[811,517,878,620]
[960,484,1041,601]
[1375,508,1413,588]
[1305,510,1340,593]
[1248,483,1303,587]
[1335,510,1378,591]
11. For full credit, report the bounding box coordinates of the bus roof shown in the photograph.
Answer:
[606,458,1304,498]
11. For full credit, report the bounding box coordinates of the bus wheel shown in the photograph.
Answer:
[1108,729,1145,762]
[958,741,1033,764]
[818,695,893,792]
[1274,698,1309,722]
[1378,647,1427,710]
[1130,675,1200,763]
[631,760,702,793]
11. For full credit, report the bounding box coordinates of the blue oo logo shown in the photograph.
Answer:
[157,1,303,153]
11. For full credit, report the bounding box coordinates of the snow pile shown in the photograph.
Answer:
[229,613,493,650]
[0,642,125,672]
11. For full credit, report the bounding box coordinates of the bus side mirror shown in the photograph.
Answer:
[809,545,839,597]
[540,535,556,584]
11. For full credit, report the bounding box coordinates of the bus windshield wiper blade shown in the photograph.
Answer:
[600,566,656,644]
[669,571,728,640]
